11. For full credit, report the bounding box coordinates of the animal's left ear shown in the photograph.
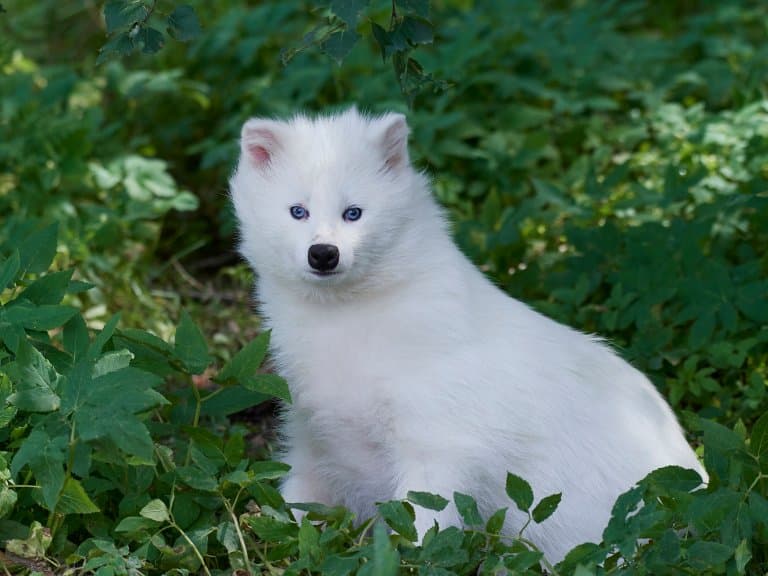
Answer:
[374,113,410,172]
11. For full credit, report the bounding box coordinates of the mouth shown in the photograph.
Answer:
[309,270,341,278]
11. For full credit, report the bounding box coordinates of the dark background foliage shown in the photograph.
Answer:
[0,1,766,574]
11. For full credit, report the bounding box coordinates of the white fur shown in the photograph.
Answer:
[230,108,706,562]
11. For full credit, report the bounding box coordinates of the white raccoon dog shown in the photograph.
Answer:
[230,107,705,561]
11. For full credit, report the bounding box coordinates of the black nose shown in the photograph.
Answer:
[308,243,340,272]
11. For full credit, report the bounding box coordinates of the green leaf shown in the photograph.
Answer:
[7,339,61,412]
[247,515,298,542]
[734,538,751,575]
[166,5,201,42]
[378,500,417,541]
[103,0,147,34]
[88,313,121,360]
[55,477,100,515]
[322,29,359,65]
[20,269,73,305]
[140,26,165,54]
[370,522,399,576]
[174,309,211,374]
[5,521,52,559]
[18,223,58,274]
[10,429,66,510]
[453,491,482,525]
[485,507,507,534]
[299,517,322,562]
[140,499,170,522]
[687,541,733,570]
[532,492,561,523]
[505,472,534,513]
[200,386,271,417]
[249,460,291,481]
[749,410,768,460]
[218,331,270,382]
[92,349,134,377]
[0,486,18,519]
[115,515,161,535]
[63,314,89,362]
[407,491,449,512]
[330,0,367,26]
[5,303,79,331]
[642,466,704,493]
[689,312,716,350]
[0,250,20,290]
[241,373,291,403]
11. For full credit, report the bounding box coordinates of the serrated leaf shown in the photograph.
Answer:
[218,331,270,382]
[140,499,170,522]
[250,460,291,481]
[216,521,239,553]
[378,500,417,541]
[330,0,368,26]
[532,492,561,523]
[176,465,218,491]
[485,507,507,534]
[103,0,147,34]
[0,250,20,290]
[7,339,61,412]
[140,26,164,53]
[400,16,433,45]
[174,309,210,374]
[241,373,291,402]
[505,472,534,512]
[5,303,79,331]
[247,515,298,541]
[642,465,704,493]
[322,29,359,65]
[96,31,136,64]
[453,491,482,525]
[687,540,733,569]
[166,4,201,42]
[407,491,449,511]
[0,487,17,519]
[55,477,100,515]
[115,515,160,534]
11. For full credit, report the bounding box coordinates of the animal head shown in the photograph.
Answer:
[230,108,442,300]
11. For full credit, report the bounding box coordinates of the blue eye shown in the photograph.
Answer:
[290,205,308,220]
[343,206,363,222]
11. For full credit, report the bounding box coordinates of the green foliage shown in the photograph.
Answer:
[1,0,767,574]
[98,1,201,63]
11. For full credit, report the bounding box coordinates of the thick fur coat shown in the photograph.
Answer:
[230,108,705,561]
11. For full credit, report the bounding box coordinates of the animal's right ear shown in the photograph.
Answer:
[241,119,282,170]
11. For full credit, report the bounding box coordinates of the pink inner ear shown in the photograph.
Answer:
[242,125,279,169]
[247,143,271,166]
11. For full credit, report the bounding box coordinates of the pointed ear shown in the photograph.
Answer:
[240,119,283,170]
[375,113,410,172]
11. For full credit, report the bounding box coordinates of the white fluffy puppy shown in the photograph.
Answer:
[230,108,705,561]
